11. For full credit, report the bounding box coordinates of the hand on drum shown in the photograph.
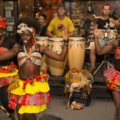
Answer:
[94,24,101,38]
[62,25,68,41]
[109,18,115,23]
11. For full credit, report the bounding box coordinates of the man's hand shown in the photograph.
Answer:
[109,18,115,23]
[94,24,101,37]
[62,25,68,41]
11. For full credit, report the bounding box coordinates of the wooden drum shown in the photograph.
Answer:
[34,36,49,70]
[68,37,85,70]
[107,30,117,39]
[48,38,67,76]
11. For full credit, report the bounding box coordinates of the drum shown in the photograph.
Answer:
[48,38,67,76]
[98,29,105,39]
[68,37,85,70]
[107,30,117,39]
[34,36,49,70]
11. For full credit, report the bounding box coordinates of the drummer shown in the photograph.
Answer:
[89,2,118,74]
[46,4,75,37]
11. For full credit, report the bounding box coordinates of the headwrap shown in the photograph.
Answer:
[17,23,35,36]
[0,16,7,30]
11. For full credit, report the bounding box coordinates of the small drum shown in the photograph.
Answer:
[68,37,85,70]
[34,36,49,70]
[107,30,117,39]
[98,29,105,39]
[48,38,67,76]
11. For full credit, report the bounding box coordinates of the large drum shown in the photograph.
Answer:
[68,37,85,70]
[34,36,49,70]
[107,30,117,39]
[48,38,67,76]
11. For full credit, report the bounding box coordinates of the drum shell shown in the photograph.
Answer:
[68,37,85,70]
[48,39,67,76]
[34,37,49,70]
[107,30,117,39]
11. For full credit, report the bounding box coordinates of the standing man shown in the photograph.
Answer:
[46,4,75,37]
[89,3,118,74]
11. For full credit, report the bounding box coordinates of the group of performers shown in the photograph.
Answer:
[0,2,120,120]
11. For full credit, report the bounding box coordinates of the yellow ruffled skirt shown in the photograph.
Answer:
[8,70,51,114]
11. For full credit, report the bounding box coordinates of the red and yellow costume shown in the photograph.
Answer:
[104,44,120,91]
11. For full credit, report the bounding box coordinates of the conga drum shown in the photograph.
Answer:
[34,36,49,70]
[48,38,67,76]
[68,37,85,70]
[98,29,105,39]
[107,30,117,39]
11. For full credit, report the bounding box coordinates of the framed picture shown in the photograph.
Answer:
[6,26,13,31]
[6,17,14,25]
[4,1,14,10]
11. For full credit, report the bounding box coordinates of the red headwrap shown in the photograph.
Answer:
[0,16,7,30]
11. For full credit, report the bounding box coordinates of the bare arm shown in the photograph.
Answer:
[0,43,19,61]
[46,30,57,37]
[68,31,74,37]
[42,25,68,61]
[94,25,116,55]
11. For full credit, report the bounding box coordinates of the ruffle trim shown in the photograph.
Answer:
[0,76,16,87]
[8,92,51,110]
[106,79,120,91]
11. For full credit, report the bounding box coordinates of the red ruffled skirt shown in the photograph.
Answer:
[104,66,120,91]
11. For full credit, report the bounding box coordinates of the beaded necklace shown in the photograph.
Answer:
[23,44,35,74]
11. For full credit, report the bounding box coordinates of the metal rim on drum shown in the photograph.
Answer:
[98,29,105,32]
[34,36,49,41]
[107,30,117,32]
[108,37,116,39]
[48,38,64,42]
[69,37,84,41]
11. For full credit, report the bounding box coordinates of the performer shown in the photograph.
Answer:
[46,4,75,37]
[89,3,118,74]
[0,17,68,120]
[94,24,120,119]
[0,16,18,120]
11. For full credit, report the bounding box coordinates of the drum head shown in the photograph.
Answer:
[69,37,84,41]
[49,37,63,42]
[34,36,49,40]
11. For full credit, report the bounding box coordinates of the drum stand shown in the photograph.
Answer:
[93,37,113,76]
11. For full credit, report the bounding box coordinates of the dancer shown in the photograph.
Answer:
[94,24,120,119]
[0,17,68,120]
[0,16,18,120]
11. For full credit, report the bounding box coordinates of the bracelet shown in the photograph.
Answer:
[64,40,69,43]
[64,43,68,47]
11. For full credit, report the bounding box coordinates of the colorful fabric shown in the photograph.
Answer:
[104,66,120,91]
[8,69,50,114]
[65,68,93,95]
[115,47,120,60]
[0,63,18,78]
[0,47,8,54]
[47,16,75,37]
[65,68,80,85]
[65,68,93,86]
[17,23,35,35]
[8,92,51,110]
[0,63,18,87]
[0,16,7,30]
[0,76,16,88]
